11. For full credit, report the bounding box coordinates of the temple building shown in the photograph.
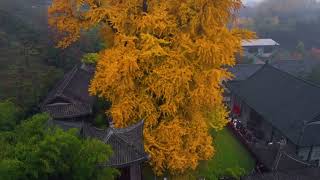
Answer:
[41,64,149,180]
[241,39,279,64]
[227,64,320,166]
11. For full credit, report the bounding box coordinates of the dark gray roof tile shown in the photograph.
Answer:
[41,64,95,119]
[228,60,320,81]
[228,65,320,146]
[249,143,313,171]
[228,64,263,81]
[42,103,92,119]
[244,171,317,180]
[83,121,148,167]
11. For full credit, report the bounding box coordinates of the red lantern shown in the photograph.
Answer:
[232,103,241,116]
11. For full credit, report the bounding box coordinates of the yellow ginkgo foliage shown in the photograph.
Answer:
[48,0,253,175]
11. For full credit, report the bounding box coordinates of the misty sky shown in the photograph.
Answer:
[243,0,320,6]
[242,0,264,4]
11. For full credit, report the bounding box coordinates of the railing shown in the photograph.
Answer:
[226,121,260,166]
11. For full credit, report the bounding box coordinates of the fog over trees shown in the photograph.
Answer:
[240,0,320,49]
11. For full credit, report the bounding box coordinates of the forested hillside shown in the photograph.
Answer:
[0,7,61,114]
[0,0,74,112]
[0,0,99,115]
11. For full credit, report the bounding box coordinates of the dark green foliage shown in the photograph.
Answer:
[93,98,111,128]
[0,113,118,180]
[81,53,100,65]
[0,5,86,113]
[0,101,20,131]
[224,167,246,180]
[72,139,116,180]
[79,27,106,53]
[2,64,64,113]
[0,159,25,180]
[94,113,108,128]
[296,41,306,56]
[0,8,65,114]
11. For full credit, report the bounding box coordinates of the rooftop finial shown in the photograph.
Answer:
[108,118,115,128]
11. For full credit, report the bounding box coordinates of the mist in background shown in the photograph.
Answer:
[2,0,320,111]
[239,0,320,50]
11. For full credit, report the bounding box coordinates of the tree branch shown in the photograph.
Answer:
[143,0,148,12]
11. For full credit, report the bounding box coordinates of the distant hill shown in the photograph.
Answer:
[0,2,63,113]
[0,0,49,31]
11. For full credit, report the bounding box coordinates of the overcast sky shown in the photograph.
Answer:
[242,0,264,5]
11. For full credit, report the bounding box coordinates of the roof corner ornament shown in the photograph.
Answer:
[108,119,115,128]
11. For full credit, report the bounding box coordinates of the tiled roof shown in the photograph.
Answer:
[228,64,320,146]
[48,119,148,167]
[243,170,318,180]
[43,64,148,167]
[228,60,320,81]
[249,143,313,171]
[271,60,318,77]
[228,64,263,81]
[41,64,95,119]
[42,103,92,119]
[244,167,320,180]
[83,121,148,168]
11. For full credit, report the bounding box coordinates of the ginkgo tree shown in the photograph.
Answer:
[48,0,253,175]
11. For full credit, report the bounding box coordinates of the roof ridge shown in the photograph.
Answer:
[232,64,263,67]
[113,120,144,133]
[272,59,305,63]
[266,64,320,139]
[117,133,144,154]
[281,151,313,167]
[105,121,145,155]
[105,156,148,168]
[266,63,320,90]
[246,63,320,90]
[107,130,146,156]
[56,65,79,96]
[241,63,268,81]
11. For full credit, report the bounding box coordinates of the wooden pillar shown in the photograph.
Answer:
[130,164,141,180]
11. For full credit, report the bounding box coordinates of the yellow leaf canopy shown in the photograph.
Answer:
[49,0,253,175]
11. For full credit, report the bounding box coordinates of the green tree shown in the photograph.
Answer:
[0,101,20,131]
[296,41,306,56]
[81,53,100,65]
[0,113,118,180]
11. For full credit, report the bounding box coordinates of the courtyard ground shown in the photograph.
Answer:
[143,127,255,179]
